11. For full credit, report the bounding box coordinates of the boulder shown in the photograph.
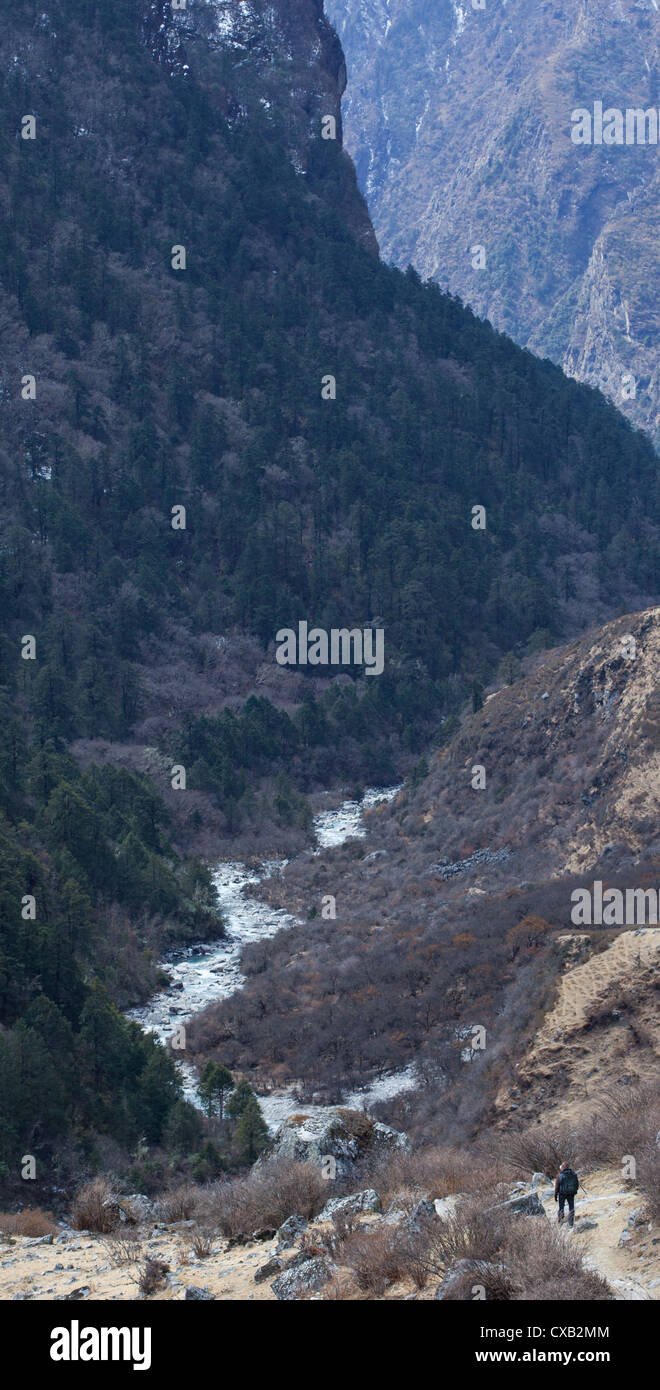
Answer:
[117,1194,154,1224]
[185,1285,214,1300]
[530,1172,547,1190]
[272,1256,332,1301]
[267,1108,409,1178]
[372,1121,411,1155]
[318,1189,382,1223]
[491,1192,545,1218]
[276,1214,308,1250]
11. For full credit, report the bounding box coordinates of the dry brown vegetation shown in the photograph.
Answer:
[323,1202,613,1301]
[156,1160,327,1242]
[71,1179,120,1235]
[0,1208,58,1238]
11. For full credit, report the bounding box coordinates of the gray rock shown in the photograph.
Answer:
[492,1193,545,1218]
[433,1195,464,1221]
[530,1172,546,1190]
[275,1214,308,1250]
[24,1234,54,1246]
[184,1285,214,1300]
[618,1230,632,1247]
[64,1286,90,1300]
[254,1257,283,1284]
[272,1257,332,1301]
[574,1219,599,1232]
[372,1121,411,1155]
[318,1189,382,1222]
[118,1194,154,1224]
[267,1109,409,1178]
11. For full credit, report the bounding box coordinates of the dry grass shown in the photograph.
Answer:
[421,1200,504,1272]
[500,1221,612,1301]
[0,1208,58,1237]
[422,1205,612,1301]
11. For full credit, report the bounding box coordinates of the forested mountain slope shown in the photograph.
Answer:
[328,0,660,444]
[0,0,658,1191]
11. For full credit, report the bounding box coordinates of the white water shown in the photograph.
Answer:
[127,785,403,1120]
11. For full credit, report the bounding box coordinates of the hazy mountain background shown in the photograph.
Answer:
[327,0,660,445]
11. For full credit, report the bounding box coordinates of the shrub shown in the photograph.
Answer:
[156,1184,204,1224]
[502,1221,612,1301]
[138,1258,169,1297]
[0,1208,58,1237]
[338,1224,423,1296]
[102,1232,142,1265]
[499,1128,578,1180]
[188,1225,215,1259]
[70,1178,120,1234]
[422,1201,504,1273]
[432,1213,612,1301]
[206,1159,326,1238]
[576,1084,660,1170]
[362,1144,502,1204]
[637,1141,660,1223]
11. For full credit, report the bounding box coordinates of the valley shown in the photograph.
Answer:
[0,0,657,1310]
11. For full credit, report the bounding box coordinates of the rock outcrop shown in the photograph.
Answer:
[328,0,660,443]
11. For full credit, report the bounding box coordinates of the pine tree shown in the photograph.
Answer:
[234,1096,269,1165]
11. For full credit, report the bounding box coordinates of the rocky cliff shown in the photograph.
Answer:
[328,0,660,444]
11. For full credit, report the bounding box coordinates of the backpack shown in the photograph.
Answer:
[560,1168,579,1196]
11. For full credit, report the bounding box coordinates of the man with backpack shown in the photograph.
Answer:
[555,1162,579,1227]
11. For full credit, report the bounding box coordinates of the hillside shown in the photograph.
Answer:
[328,0,660,444]
[189,605,660,1141]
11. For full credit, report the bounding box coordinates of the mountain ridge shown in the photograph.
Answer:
[328,0,660,444]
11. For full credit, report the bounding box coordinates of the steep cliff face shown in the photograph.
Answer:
[142,0,378,246]
[328,0,660,443]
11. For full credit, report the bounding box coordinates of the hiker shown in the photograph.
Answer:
[554,1161,579,1228]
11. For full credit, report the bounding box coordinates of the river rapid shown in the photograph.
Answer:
[126,785,417,1127]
